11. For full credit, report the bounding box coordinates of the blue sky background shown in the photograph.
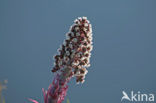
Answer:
[0,0,156,103]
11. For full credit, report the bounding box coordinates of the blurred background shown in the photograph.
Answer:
[0,0,156,103]
[0,79,8,103]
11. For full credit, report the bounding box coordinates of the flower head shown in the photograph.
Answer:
[29,17,93,103]
[52,17,93,83]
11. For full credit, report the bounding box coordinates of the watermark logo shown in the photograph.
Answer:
[121,91,154,102]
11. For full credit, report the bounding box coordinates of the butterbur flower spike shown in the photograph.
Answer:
[52,16,93,84]
[29,17,93,103]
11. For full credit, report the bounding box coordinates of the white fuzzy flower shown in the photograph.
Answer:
[82,16,87,20]
[83,28,88,32]
[84,23,88,27]
[73,38,77,43]
[66,51,70,56]
[69,43,73,49]
[75,27,79,31]
[78,17,82,20]
[71,32,74,37]
[76,32,80,36]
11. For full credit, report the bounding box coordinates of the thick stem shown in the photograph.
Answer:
[47,67,72,103]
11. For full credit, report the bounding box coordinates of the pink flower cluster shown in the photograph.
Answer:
[52,17,93,83]
[29,17,93,103]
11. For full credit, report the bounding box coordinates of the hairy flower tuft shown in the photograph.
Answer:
[52,17,93,83]
[29,17,93,103]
